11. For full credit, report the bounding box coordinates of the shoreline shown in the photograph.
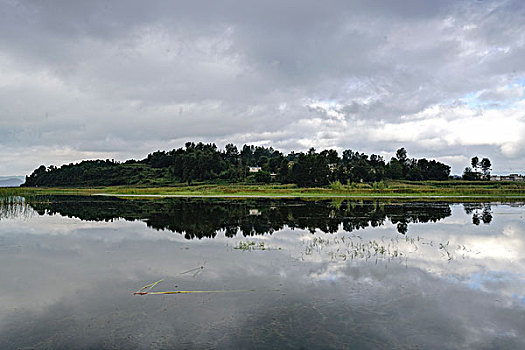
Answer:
[3,181,525,201]
[93,193,525,199]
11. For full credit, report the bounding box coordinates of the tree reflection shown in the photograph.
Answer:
[463,203,493,225]
[27,197,456,239]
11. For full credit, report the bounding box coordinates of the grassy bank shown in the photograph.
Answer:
[3,180,525,200]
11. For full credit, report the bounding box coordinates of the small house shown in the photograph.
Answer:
[494,174,525,181]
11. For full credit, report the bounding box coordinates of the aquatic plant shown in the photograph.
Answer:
[0,192,33,220]
[301,233,470,264]
[235,241,267,251]
[234,240,282,251]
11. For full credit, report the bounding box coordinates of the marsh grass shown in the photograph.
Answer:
[103,181,525,197]
[235,241,267,251]
[0,188,57,219]
[0,192,31,219]
[4,180,525,200]
[234,240,281,251]
[302,233,471,264]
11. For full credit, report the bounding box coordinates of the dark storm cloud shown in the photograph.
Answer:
[1,0,525,174]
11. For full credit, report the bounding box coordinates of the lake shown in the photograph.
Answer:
[1,196,524,349]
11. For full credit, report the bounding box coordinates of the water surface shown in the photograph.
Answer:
[1,197,524,349]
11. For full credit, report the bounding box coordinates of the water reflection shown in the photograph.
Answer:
[463,203,494,225]
[24,196,459,238]
[1,197,524,349]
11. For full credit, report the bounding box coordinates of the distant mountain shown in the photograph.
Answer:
[0,176,24,187]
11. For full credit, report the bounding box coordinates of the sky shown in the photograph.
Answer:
[1,0,525,176]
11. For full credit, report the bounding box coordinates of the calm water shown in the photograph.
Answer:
[1,197,525,349]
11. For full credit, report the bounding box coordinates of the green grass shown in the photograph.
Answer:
[2,180,525,200]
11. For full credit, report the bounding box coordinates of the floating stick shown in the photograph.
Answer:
[134,289,255,296]
[133,279,164,294]
[133,278,254,296]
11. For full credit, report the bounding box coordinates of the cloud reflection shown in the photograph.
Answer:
[0,200,524,348]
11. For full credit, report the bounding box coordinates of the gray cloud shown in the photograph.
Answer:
[1,0,525,175]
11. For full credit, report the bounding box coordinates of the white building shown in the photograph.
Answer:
[491,174,524,181]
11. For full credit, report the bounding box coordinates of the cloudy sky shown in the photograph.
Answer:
[1,0,525,176]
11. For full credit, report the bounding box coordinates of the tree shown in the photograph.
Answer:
[22,143,453,187]
[395,148,409,177]
[385,158,403,179]
[254,171,271,183]
[396,148,408,164]
[480,158,491,179]
[290,150,329,187]
[465,156,490,181]
[407,166,423,181]
[462,167,479,181]
[471,156,479,171]
[320,149,339,165]
[351,159,373,182]
[257,156,269,168]
[224,143,239,165]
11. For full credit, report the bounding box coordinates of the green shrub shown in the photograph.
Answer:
[329,180,346,191]
[254,171,271,184]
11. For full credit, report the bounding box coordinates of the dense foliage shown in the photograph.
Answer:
[23,143,451,187]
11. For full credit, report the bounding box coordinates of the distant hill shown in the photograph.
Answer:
[21,142,451,188]
[0,176,24,187]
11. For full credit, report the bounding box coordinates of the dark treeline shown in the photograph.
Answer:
[23,142,451,187]
[29,197,453,238]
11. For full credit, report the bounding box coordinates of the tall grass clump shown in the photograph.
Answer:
[346,181,358,189]
[329,180,346,191]
[372,180,387,191]
[0,189,31,219]
[0,188,23,204]
[0,188,51,219]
